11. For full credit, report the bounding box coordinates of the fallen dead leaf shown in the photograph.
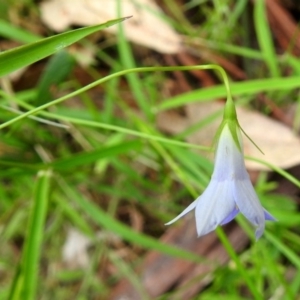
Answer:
[40,0,182,54]
[265,0,300,55]
[157,101,300,170]
[109,218,248,299]
[62,227,122,269]
[62,228,91,269]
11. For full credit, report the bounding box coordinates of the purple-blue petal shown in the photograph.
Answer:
[255,226,264,240]
[166,123,276,240]
[233,179,265,239]
[165,199,197,225]
[195,180,236,236]
[264,209,276,221]
[220,207,239,225]
[212,125,248,181]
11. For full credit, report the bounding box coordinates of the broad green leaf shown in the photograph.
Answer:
[0,17,129,77]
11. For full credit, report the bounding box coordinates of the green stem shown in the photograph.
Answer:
[5,95,211,151]
[245,156,300,188]
[213,65,233,100]
[0,65,231,129]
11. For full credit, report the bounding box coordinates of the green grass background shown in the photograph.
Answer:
[0,1,300,299]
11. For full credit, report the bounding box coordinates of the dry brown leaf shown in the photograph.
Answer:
[157,102,300,170]
[40,0,182,54]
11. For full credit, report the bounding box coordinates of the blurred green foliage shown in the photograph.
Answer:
[0,1,300,299]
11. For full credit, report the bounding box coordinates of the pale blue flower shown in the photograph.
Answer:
[166,122,276,240]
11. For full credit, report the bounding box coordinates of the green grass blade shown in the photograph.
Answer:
[35,50,75,106]
[216,228,261,300]
[116,4,150,118]
[0,19,41,43]
[157,76,300,111]
[21,170,52,300]
[50,140,142,170]
[7,265,22,300]
[265,231,300,270]
[201,40,263,59]
[0,17,129,77]
[254,0,280,77]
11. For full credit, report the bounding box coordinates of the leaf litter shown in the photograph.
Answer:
[40,0,182,53]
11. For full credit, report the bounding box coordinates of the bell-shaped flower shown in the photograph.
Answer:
[166,99,276,240]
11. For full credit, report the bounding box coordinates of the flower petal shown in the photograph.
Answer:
[264,209,276,221]
[213,125,248,181]
[233,179,265,239]
[220,206,239,225]
[195,179,236,236]
[165,199,197,225]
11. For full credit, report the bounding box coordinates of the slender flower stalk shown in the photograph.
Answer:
[166,97,276,240]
